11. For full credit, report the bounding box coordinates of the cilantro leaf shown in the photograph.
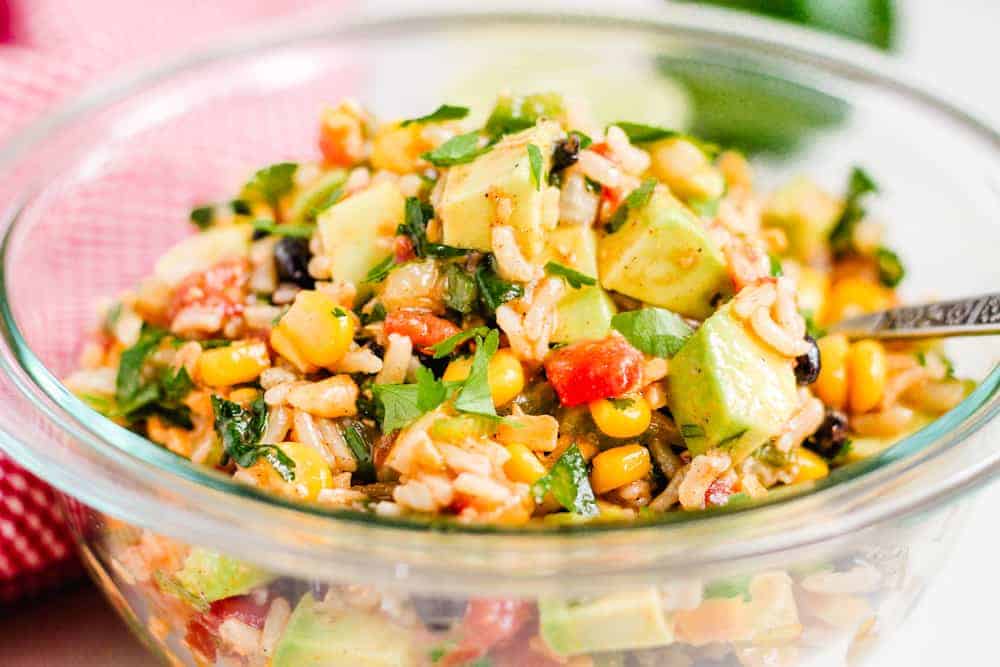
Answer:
[875,246,905,287]
[802,311,826,340]
[829,166,879,254]
[242,162,298,207]
[443,264,479,314]
[304,186,343,223]
[680,423,705,439]
[611,308,693,358]
[527,143,543,191]
[606,179,657,233]
[251,219,314,238]
[210,396,295,482]
[705,575,752,602]
[453,330,500,417]
[769,253,784,277]
[342,421,375,482]
[369,383,424,433]
[190,205,214,229]
[569,130,593,150]
[115,325,167,406]
[544,261,596,289]
[484,92,564,140]
[398,197,467,259]
[613,121,678,144]
[431,326,491,359]
[415,365,449,412]
[363,255,396,284]
[531,444,598,517]
[475,257,524,313]
[422,132,488,167]
[160,367,194,402]
[400,104,469,127]
[361,302,387,325]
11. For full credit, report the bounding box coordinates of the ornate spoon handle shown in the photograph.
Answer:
[829,293,1000,340]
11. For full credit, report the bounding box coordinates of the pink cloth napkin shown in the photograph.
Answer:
[0,0,333,605]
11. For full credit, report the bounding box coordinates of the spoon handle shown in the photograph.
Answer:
[829,293,1000,340]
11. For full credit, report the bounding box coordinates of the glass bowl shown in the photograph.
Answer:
[0,4,998,665]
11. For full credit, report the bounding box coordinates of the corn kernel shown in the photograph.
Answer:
[815,334,849,410]
[268,325,315,374]
[823,277,892,324]
[717,150,753,191]
[250,441,333,501]
[276,290,354,368]
[228,387,260,406]
[371,122,434,174]
[847,340,887,414]
[588,395,652,439]
[792,447,829,483]
[197,341,270,387]
[590,444,651,495]
[442,348,525,407]
[503,443,548,485]
[649,138,724,201]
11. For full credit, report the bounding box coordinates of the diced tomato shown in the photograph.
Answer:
[589,141,612,158]
[393,235,416,263]
[383,308,461,353]
[601,184,624,212]
[544,337,643,406]
[167,259,249,321]
[319,107,365,166]
[439,599,534,667]
[705,477,734,508]
[183,592,271,662]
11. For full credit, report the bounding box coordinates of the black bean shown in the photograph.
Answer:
[794,335,821,385]
[411,596,468,632]
[804,410,849,459]
[550,134,581,175]
[273,237,315,289]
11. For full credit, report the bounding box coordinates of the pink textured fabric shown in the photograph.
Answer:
[0,0,332,605]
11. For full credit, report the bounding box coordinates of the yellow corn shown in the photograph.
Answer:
[590,444,652,495]
[648,138,725,201]
[792,447,829,483]
[796,266,830,319]
[268,325,315,374]
[503,443,548,485]
[275,290,354,368]
[370,122,434,174]
[847,340,887,414]
[823,277,892,324]
[815,334,849,410]
[442,348,525,407]
[588,395,652,439]
[197,341,270,387]
[717,150,753,191]
[228,387,261,406]
[250,441,333,502]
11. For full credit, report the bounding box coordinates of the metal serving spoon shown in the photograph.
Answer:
[829,292,1000,340]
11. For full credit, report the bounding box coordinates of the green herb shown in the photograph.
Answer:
[210,396,295,482]
[583,176,602,194]
[875,246,905,287]
[475,258,524,313]
[428,642,456,664]
[190,205,214,229]
[916,350,927,367]
[401,104,469,127]
[829,166,879,254]
[431,326,490,359]
[704,575,752,602]
[370,367,455,433]
[251,219,314,238]
[305,186,343,222]
[613,121,678,144]
[397,197,467,259]
[755,443,789,468]
[361,302,387,325]
[484,92,564,139]
[688,197,720,218]
[443,264,478,314]
[569,130,593,150]
[544,261,596,289]
[680,423,705,439]
[832,438,854,463]
[531,443,598,517]
[769,254,784,277]
[608,397,636,410]
[802,311,826,340]
[422,132,488,167]
[78,393,116,416]
[342,422,375,482]
[363,255,396,284]
[242,162,298,207]
[115,325,167,408]
[231,199,252,216]
[611,308,693,358]
[527,143,543,191]
[332,307,348,318]
[160,367,194,402]
[454,330,500,417]
[606,178,657,233]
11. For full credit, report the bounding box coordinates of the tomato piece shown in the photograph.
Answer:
[393,235,416,263]
[167,259,249,321]
[183,592,271,662]
[544,337,643,406]
[383,308,461,353]
[319,107,365,166]
[439,599,533,667]
[705,477,734,508]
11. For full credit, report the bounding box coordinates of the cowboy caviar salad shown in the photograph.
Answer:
[68,93,971,527]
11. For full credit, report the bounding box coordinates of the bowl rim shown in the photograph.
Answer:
[0,2,998,588]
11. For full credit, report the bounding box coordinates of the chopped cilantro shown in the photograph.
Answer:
[544,261,596,289]
[211,396,295,482]
[484,92,564,139]
[829,166,879,254]
[688,197,720,218]
[431,326,490,359]
[916,350,927,367]
[400,104,469,127]
[370,367,455,433]
[569,130,593,150]
[189,205,214,229]
[397,197,467,259]
[527,143,543,191]
[613,121,678,144]
[342,421,375,482]
[200,338,233,349]
[115,325,167,408]
[875,245,905,287]
[608,397,636,410]
[422,132,488,167]
[363,255,396,284]
[769,253,784,277]
[361,302,387,325]
[453,330,500,417]
[531,443,598,517]
[680,423,705,439]
[606,178,657,233]
[231,199,252,216]
[305,186,343,222]
[704,575,752,601]
[802,311,826,340]
[332,307,348,318]
[442,264,479,314]
[611,307,693,358]
[242,162,298,207]
[251,219,314,238]
[475,257,524,313]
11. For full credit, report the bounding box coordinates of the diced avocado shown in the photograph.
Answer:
[762,177,842,261]
[667,303,798,461]
[318,181,405,289]
[485,92,566,139]
[273,594,417,667]
[154,225,252,287]
[438,121,563,260]
[287,168,347,223]
[598,189,731,319]
[539,589,673,656]
[173,548,273,605]
[546,224,616,343]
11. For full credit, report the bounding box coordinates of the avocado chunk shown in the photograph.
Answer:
[438,121,563,260]
[598,189,731,319]
[287,168,347,223]
[173,548,273,606]
[539,589,673,656]
[667,302,798,461]
[546,224,616,343]
[762,177,841,261]
[317,181,405,289]
[154,225,252,287]
[273,594,417,667]
[485,92,566,139]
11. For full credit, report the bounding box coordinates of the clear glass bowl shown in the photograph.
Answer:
[0,4,998,666]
